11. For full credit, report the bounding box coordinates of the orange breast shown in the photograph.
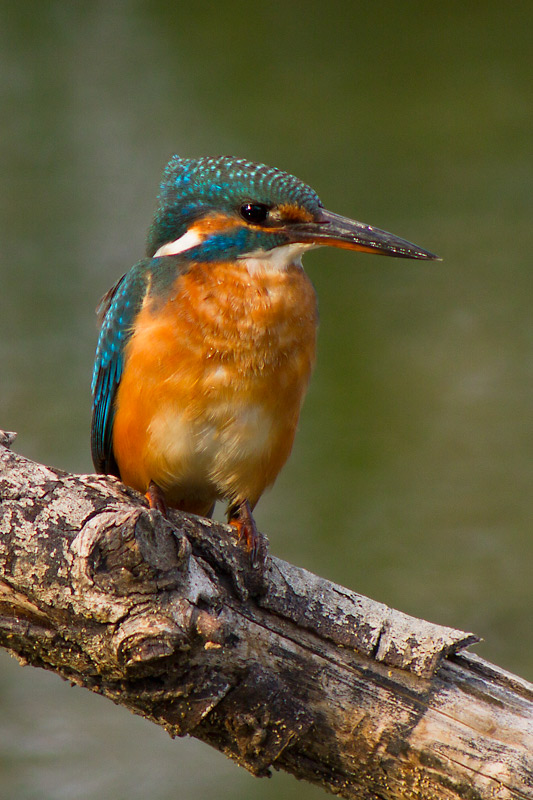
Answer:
[112,260,318,514]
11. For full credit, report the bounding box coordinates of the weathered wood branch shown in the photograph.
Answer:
[0,430,531,799]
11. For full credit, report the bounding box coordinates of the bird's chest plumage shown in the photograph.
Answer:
[112,260,318,512]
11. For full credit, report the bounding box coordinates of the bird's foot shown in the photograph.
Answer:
[228,499,267,570]
[145,480,168,516]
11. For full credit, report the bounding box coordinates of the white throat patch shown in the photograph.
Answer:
[238,243,316,274]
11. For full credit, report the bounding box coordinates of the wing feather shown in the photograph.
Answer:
[90,265,147,475]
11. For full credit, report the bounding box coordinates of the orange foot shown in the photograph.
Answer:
[145,480,168,516]
[228,499,266,569]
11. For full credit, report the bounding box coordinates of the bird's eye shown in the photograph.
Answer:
[240,202,270,225]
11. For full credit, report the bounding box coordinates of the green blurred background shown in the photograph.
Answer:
[1,3,531,798]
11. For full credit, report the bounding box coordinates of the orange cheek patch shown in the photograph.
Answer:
[190,212,279,246]
[276,203,315,223]
[191,212,240,236]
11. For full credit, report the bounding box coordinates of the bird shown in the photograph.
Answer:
[91,155,438,566]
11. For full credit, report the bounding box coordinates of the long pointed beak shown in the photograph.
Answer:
[287,208,440,260]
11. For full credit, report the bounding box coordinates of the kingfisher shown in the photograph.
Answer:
[91,155,438,565]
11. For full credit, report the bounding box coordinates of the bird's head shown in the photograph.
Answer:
[146,155,439,266]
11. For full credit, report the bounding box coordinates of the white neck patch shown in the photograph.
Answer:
[153,228,203,258]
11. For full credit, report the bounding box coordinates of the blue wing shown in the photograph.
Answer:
[90,264,148,475]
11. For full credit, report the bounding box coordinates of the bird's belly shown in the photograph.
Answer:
[146,391,284,512]
[112,260,318,512]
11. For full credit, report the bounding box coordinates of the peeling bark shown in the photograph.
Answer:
[0,430,531,799]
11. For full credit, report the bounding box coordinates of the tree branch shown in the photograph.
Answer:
[0,430,531,799]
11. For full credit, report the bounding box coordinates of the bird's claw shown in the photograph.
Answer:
[145,480,169,516]
[229,500,267,570]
